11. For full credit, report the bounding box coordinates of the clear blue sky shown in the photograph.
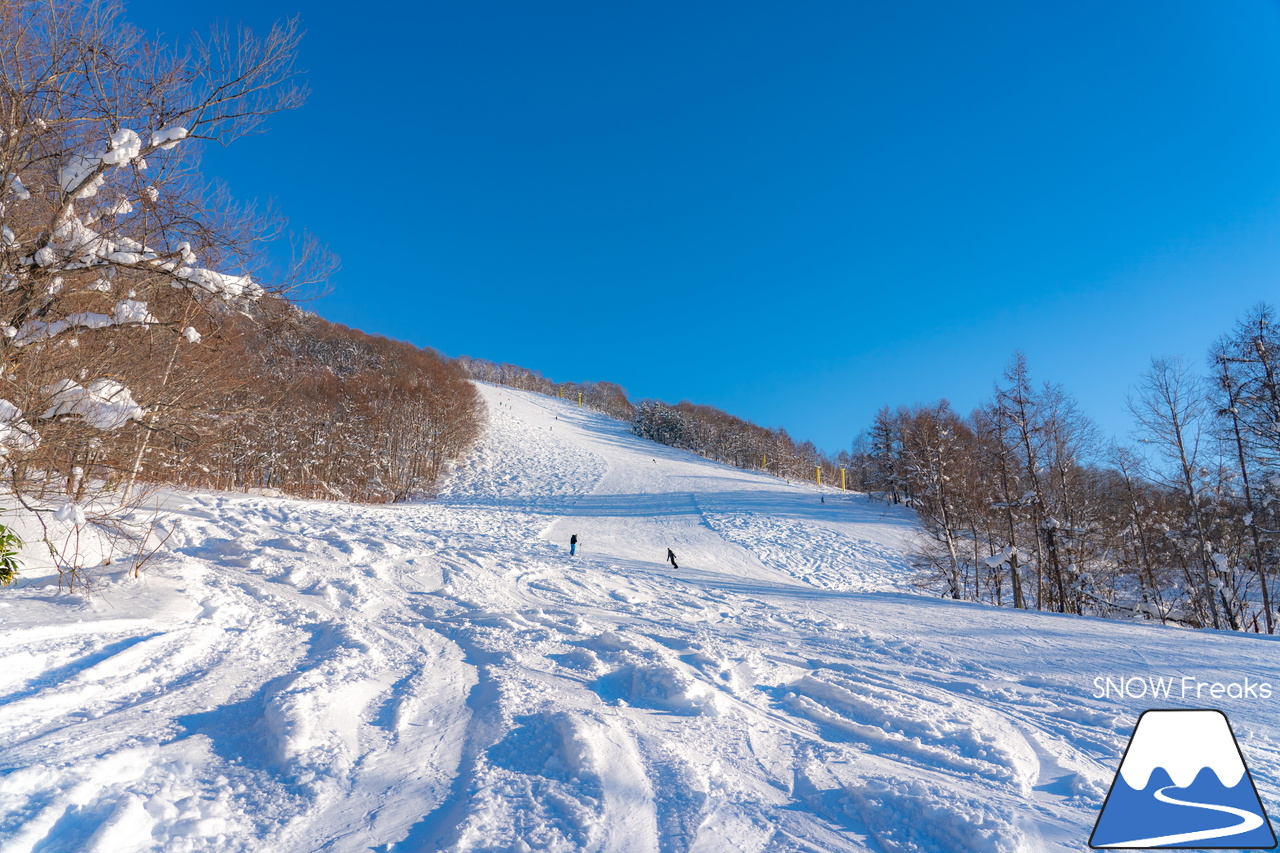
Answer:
[128,0,1280,453]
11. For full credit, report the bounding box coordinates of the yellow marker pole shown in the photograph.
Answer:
[558,387,562,399]
[578,391,582,407]
[762,454,767,470]
[816,467,822,486]
[841,468,846,491]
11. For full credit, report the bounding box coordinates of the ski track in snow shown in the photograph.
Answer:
[1,383,1279,852]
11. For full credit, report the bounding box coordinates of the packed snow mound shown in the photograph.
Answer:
[0,382,1278,853]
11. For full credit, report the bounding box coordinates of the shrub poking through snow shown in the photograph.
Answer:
[0,522,21,585]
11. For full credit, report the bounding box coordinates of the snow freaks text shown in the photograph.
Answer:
[1093,675,1274,701]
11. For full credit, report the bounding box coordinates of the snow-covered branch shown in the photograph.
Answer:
[0,0,329,558]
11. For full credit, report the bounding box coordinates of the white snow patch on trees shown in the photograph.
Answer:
[150,126,188,150]
[112,299,156,325]
[0,400,39,454]
[41,379,145,430]
[101,128,142,166]
[52,501,86,527]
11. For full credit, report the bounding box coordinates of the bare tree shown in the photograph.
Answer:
[899,401,971,599]
[996,353,1062,609]
[1129,357,1227,629]
[0,0,330,578]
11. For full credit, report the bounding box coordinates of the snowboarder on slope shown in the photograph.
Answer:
[667,548,678,569]
[570,534,578,556]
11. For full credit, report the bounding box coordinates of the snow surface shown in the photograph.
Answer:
[2,383,1279,852]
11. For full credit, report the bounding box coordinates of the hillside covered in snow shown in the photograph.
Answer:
[2,384,1279,852]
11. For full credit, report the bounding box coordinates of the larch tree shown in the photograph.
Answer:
[1128,357,1225,629]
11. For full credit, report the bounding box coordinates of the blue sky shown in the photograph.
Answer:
[128,0,1280,453]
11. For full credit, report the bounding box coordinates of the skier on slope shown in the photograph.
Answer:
[570,534,578,556]
[667,548,678,569]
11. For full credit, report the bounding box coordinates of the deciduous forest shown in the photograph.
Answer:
[847,307,1280,634]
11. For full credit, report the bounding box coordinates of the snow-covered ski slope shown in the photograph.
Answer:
[3,383,1280,853]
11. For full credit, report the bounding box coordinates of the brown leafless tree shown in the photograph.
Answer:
[0,0,332,581]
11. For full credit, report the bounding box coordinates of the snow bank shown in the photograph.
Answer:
[845,776,1029,853]
[623,663,720,716]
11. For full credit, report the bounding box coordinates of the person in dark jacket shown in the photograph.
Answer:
[570,534,578,556]
[666,548,678,568]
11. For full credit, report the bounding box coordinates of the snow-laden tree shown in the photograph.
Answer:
[1209,303,1280,634]
[0,0,329,578]
[632,401,688,449]
[1128,357,1232,629]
